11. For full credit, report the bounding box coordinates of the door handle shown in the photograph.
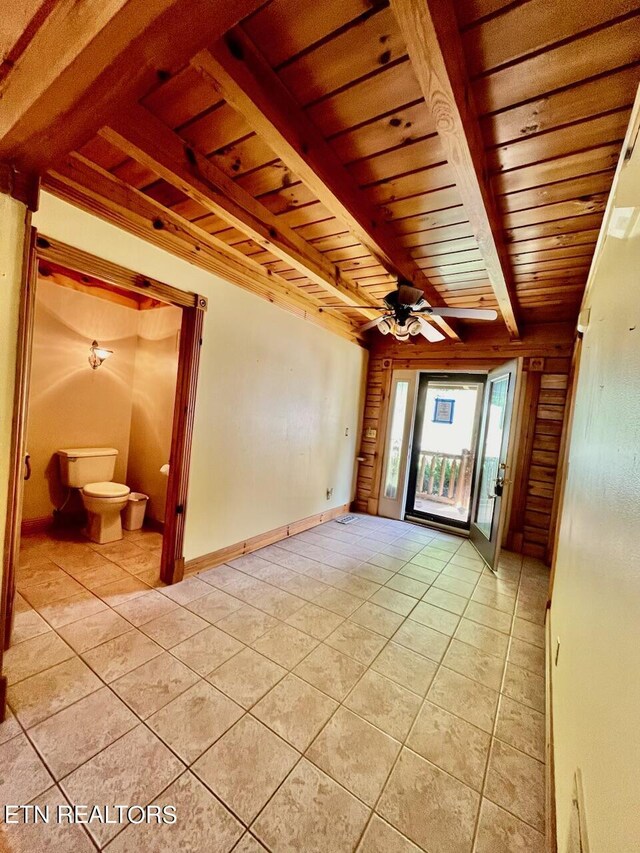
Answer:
[24,453,31,481]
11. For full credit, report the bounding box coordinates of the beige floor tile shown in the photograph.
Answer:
[93,575,151,607]
[253,562,299,587]
[422,587,467,615]
[0,784,95,852]
[185,589,245,623]
[350,601,404,638]
[379,748,479,853]
[285,602,344,639]
[9,655,101,729]
[334,574,381,600]
[512,616,545,649]
[251,623,318,669]
[472,586,515,613]
[449,552,484,571]
[139,607,208,649]
[57,608,131,653]
[345,670,421,741]
[385,574,429,599]
[70,562,130,590]
[253,758,369,853]
[29,687,137,779]
[115,589,177,626]
[116,550,162,576]
[409,553,447,572]
[503,662,545,712]
[82,629,163,682]
[442,563,479,585]
[209,648,287,708]
[61,725,184,846]
[443,638,506,691]
[400,563,439,585]
[234,834,269,852]
[16,560,68,590]
[148,680,243,763]
[106,771,243,853]
[36,591,108,628]
[0,707,21,745]
[409,601,460,635]
[89,539,147,563]
[293,642,365,700]
[254,587,306,620]
[170,623,244,676]
[407,699,491,791]
[484,739,545,831]
[194,715,298,822]
[475,797,545,853]
[307,706,401,806]
[433,574,475,598]
[283,573,330,601]
[495,695,545,761]
[454,618,509,659]
[53,546,115,573]
[354,563,395,585]
[464,599,512,633]
[0,734,52,805]
[313,586,362,616]
[357,815,422,852]
[369,587,416,616]
[367,552,405,571]
[252,674,337,750]
[216,604,279,643]
[111,652,199,718]
[21,575,86,609]
[509,637,545,675]
[160,576,211,605]
[371,642,438,697]
[392,619,450,662]
[428,667,499,734]
[198,564,246,588]
[325,620,387,665]
[3,631,74,685]
[11,608,51,644]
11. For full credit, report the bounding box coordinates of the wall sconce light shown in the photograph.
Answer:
[88,340,113,370]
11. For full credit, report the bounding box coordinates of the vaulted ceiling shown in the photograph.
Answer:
[2,0,639,343]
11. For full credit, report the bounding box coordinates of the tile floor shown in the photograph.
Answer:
[1,515,548,852]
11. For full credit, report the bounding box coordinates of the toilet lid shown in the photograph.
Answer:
[83,481,130,498]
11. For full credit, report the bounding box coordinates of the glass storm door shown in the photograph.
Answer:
[378,371,418,519]
[470,361,517,569]
[405,373,485,529]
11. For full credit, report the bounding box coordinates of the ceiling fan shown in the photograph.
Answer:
[329,281,498,342]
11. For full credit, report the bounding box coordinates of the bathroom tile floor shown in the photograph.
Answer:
[1,516,548,852]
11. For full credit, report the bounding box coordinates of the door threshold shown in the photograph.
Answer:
[404,515,470,537]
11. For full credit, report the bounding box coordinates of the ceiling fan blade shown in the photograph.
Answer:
[422,307,498,320]
[417,316,446,342]
[360,316,385,332]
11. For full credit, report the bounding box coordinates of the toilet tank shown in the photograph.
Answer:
[57,447,118,488]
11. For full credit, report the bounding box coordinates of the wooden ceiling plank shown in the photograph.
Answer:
[44,161,363,342]
[0,0,268,172]
[391,0,520,337]
[191,32,460,339]
[102,103,382,319]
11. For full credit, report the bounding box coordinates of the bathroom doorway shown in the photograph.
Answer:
[1,235,206,663]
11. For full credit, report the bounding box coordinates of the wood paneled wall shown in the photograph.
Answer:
[354,323,576,562]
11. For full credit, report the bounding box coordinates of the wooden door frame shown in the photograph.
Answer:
[0,234,207,661]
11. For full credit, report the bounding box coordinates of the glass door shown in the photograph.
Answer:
[470,361,517,569]
[405,373,485,529]
[378,371,418,519]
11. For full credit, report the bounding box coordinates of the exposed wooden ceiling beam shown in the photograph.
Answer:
[191,30,459,342]
[390,0,521,338]
[0,0,267,173]
[44,156,364,343]
[101,104,383,319]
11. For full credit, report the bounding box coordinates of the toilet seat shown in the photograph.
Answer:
[82,481,130,499]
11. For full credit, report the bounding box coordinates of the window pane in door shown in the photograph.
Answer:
[475,374,509,539]
[383,380,409,500]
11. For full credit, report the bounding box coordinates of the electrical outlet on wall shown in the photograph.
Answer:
[326,488,333,500]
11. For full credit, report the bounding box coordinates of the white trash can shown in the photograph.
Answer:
[123,492,149,531]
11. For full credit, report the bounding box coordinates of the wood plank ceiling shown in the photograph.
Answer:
[2,0,639,341]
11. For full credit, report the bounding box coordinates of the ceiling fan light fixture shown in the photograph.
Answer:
[407,317,421,336]
[378,317,394,335]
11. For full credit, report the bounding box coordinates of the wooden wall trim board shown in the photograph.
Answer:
[20,516,54,536]
[355,324,575,562]
[184,502,350,577]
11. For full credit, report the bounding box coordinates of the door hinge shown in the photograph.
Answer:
[176,504,184,515]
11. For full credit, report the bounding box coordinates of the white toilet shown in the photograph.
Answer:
[57,447,130,544]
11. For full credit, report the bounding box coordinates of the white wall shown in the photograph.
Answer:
[24,279,138,518]
[550,146,640,849]
[33,193,367,559]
